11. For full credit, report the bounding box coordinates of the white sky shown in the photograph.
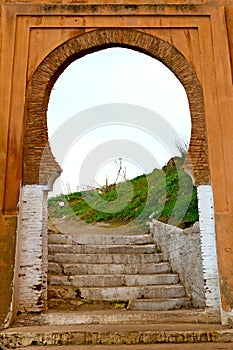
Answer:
[47,47,191,195]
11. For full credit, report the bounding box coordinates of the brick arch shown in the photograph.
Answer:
[24,28,209,186]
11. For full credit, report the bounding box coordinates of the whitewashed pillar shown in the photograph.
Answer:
[197,185,221,315]
[15,185,48,314]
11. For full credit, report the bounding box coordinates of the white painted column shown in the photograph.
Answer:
[197,185,221,315]
[15,185,48,314]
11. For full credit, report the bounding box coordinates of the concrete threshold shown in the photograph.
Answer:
[1,322,232,347]
[24,344,233,350]
[17,309,221,326]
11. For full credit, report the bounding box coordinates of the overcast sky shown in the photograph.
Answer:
[47,47,191,195]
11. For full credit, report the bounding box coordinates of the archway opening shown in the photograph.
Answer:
[16,29,220,320]
[47,47,193,217]
[46,47,202,312]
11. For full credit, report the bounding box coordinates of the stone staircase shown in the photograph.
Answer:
[1,222,228,348]
[48,224,191,311]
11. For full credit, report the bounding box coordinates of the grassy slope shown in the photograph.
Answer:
[48,157,199,228]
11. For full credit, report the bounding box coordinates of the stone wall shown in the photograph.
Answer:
[149,184,222,319]
[149,220,205,308]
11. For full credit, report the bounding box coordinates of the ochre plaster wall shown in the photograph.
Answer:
[0,0,233,326]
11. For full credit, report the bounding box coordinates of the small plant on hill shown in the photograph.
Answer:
[48,157,199,228]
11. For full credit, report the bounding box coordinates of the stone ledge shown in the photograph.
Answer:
[1,323,232,347]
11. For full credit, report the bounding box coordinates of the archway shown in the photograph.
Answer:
[15,29,220,319]
[47,47,192,196]
[24,29,208,186]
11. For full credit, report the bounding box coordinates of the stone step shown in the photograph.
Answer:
[47,228,190,315]
[58,262,171,275]
[28,309,219,326]
[22,344,233,350]
[78,285,186,300]
[48,233,153,246]
[48,252,163,264]
[1,323,231,347]
[48,273,180,287]
[48,284,185,301]
[48,243,157,255]
[47,298,129,311]
[128,297,191,311]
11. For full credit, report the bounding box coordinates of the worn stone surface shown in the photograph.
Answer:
[22,344,233,350]
[33,309,220,326]
[0,323,232,347]
[69,233,153,246]
[128,298,191,311]
[76,285,186,301]
[48,244,157,255]
[49,253,162,264]
[48,263,63,275]
[47,223,191,313]
[49,274,179,288]
[62,262,171,275]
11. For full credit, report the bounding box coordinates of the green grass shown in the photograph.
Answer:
[48,157,199,228]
